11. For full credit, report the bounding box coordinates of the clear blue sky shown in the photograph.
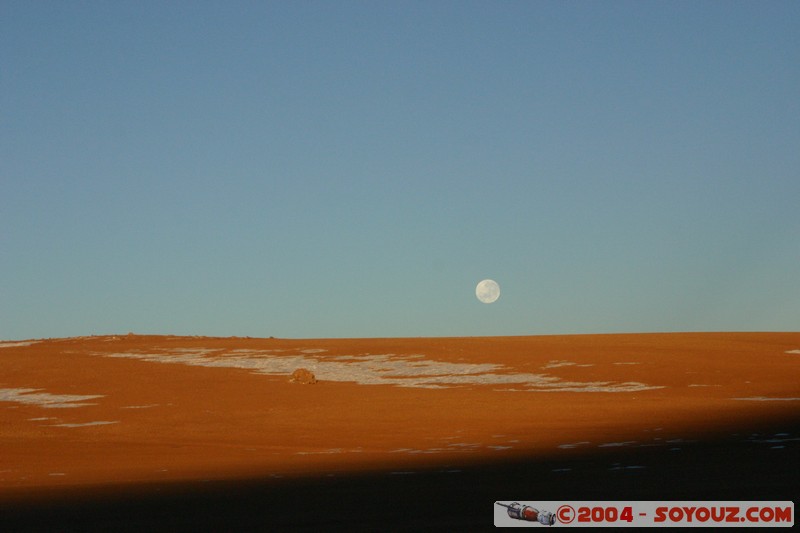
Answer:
[2,1,798,340]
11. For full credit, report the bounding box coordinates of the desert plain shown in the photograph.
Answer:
[1,332,798,529]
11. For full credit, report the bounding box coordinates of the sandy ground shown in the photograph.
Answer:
[1,332,798,530]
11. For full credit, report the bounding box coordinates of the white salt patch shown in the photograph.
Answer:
[598,441,637,448]
[559,441,591,449]
[91,349,662,392]
[229,348,286,354]
[121,404,159,409]
[542,360,594,369]
[295,449,344,455]
[527,381,660,392]
[0,388,103,408]
[294,448,363,455]
[50,421,118,428]
[170,348,222,355]
[732,397,800,401]
[542,360,574,369]
[408,447,457,454]
[785,350,800,354]
[613,362,641,365]
[407,449,445,454]
[0,341,40,348]
[28,417,56,421]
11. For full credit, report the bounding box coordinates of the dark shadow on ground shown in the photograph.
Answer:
[2,417,798,531]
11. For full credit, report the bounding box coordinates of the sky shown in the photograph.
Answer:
[2,1,799,340]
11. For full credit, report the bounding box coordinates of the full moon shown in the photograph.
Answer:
[475,279,500,304]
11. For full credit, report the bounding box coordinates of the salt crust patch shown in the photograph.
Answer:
[785,350,800,354]
[0,341,40,348]
[0,388,103,408]
[732,397,800,401]
[598,441,637,448]
[93,349,662,392]
[389,442,495,455]
[50,421,118,428]
[559,441,591,449]
[542,360,594,369]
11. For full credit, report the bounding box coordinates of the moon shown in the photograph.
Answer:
[475,279,500,304]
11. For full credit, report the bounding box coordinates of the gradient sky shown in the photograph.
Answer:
[2,1,798,340]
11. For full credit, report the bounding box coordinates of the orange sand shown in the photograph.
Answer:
[1,332,798,497]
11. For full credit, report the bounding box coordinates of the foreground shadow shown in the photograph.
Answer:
[2,416,798,531]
